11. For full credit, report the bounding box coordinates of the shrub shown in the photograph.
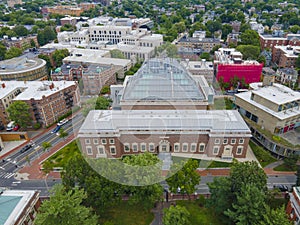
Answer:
[33,123,41,130]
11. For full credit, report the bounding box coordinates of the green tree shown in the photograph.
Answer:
[52,49,69,67]
[0,42,6,60]
[7,100,32,128]
[5,47,22,59]
[283,154,298,171]
[260,205,292,225]
[225,184,266,225]
[95,96,111,109]
[58,127,68,140]
[236,45,260,60]
[257,55,266,66]
[290,25,300,34]
[207,176,233,215]
[62,154,122,212]
[42,142,52,152]
[166,43,178,58]
[12,25,28,37]
[122,152,164,209]
[163,205,190,225]
[110,49,125,59]
[221,24,233,39]
[200,52,211,61]
[240,29,260,46]
[166,159,200,199]
[100,85,110,95]
[207,161,267,222]
[35,184,98,225]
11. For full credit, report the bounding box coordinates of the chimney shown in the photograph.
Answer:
[1,83,5,88]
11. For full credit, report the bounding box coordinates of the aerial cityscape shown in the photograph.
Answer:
[0,0,300,224]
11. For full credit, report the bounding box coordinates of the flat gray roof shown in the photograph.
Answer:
[78,110,251,135]
[0,81,76,100]
[0,58,46,75]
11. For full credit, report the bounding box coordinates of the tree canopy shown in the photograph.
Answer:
[166,159,200,199]
[240,29,260,46]
[7,100,32,128]
[163,205,190,225]
[208,161,268,224]
[35,184,98,225]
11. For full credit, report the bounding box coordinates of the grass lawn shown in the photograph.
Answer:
[249,141,277,167]
[100,201,154,225]
[42,141,80,171]
[212,98,234,110]
[176,200,227,225]
[207,160,232,168]
[273,164,296,172]
[172,156,232,168]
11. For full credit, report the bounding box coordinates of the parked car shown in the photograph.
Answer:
[57,119,69,126]
[13,124,20,131]
[20,144,32,153]
[273,184,289,192]
[6,121,15,131]
[51,125,61,134]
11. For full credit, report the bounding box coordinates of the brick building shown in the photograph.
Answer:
[78,110,251,159]
[3,36,39,49]
[44,3,95,16]
[176,35,221,53]
[287,187,300,223]
[0,190,41,225]
[214,48,263,84]
[0,81,80,127]
[259,33,300,51]
[272,45,300,68]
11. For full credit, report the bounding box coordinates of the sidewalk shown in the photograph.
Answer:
[16,134,75,180]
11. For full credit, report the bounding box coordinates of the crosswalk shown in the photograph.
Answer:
[0,171,15,179]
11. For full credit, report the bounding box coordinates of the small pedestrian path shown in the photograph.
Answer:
[150,202,172,225]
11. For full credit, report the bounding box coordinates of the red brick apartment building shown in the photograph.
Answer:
[259,33,300,51]
[0,81,80,127]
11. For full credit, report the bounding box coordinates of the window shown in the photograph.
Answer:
[191,143,197,152]
[97,145,105,154]
[149,143,155,152]
[110,146,116,155]
[93,139,99,145]
[237,146,243,155]
[214,139,220,144]
[223,139,228,144]
[199,144,205,152]
[101,139,107,144]
[124,143,130,152]
[182,143,188,152]
[86,146,92,155]
[109,139,115,144]
[213,146,219,155]
[239,138,244,144]
[141,143,146,152]
[132,143,138,152]
[174,143,180,152]
[85,139,90,145]
[231,139,236,144]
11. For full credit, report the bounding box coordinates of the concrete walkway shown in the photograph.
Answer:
[264,160,284,169]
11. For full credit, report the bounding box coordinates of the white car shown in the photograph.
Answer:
[57,119,69,126]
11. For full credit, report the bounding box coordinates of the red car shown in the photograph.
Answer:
[13,124,20,131]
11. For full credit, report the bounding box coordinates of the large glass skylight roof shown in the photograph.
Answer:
[122,58,204,101]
